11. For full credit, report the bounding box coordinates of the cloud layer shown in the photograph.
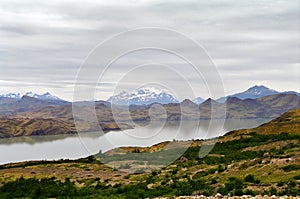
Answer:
[0,0,299,101]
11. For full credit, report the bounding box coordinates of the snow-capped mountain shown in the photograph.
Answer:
[193,97,205,105]
[0,93,21,99]
[107,87,179,105]
[217,85,280,102]
[0,92,64,101]
[24,92,64,101]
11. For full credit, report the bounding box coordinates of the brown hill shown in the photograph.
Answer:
[0,117,76,138]
[257,93,300,114]
[0,116,132,139]
[224,108,300,137]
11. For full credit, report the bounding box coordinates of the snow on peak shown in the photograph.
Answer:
[0,93,21,99]
[245,85,278,96]
[24,92,62,101]
[107,87,179,105]
[217,85,280,102]
[25,92,35,98]
[193,97,205,105]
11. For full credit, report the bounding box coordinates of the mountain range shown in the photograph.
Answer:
[0,85,300,138]
[107,85,300,105]
[0,92,299,138]
[0,92,65,101]
[216,85,300,103]
[1,85,299,105]
[0,95,69,115]
[107,87,179,105]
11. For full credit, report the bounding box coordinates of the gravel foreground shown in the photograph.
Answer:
[151,194,300,199]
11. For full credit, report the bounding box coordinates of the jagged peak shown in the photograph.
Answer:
[201,98,218,105]
[24,92,63,101]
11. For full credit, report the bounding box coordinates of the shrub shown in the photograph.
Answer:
[277,181,284,187]
[234,189,243,196]
[282,164,300,172]
[211,178,217,184]
[218,164,226,173]
[172,169,178,175]
[217,187,229,195]
[244,174,255,183]
[269,187,277,195]
[208,168,216,174]
[293,175,300,180]
[245,189,254,195]
[287,180,296,187]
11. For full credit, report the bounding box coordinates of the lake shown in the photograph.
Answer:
[0,118,271,165]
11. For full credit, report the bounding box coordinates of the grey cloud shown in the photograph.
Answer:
[0,0,299,101]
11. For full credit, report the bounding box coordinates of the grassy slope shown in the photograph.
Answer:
[225,108,300,137]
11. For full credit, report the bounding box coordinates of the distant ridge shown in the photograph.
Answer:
[0,93,21,99]
[0,92,65,102]
[216,85,280,102]
[193,97,205,105]
[0,85,299,104]
[0,95,70,115]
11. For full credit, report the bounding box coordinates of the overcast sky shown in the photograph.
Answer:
[0,0,299,101]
